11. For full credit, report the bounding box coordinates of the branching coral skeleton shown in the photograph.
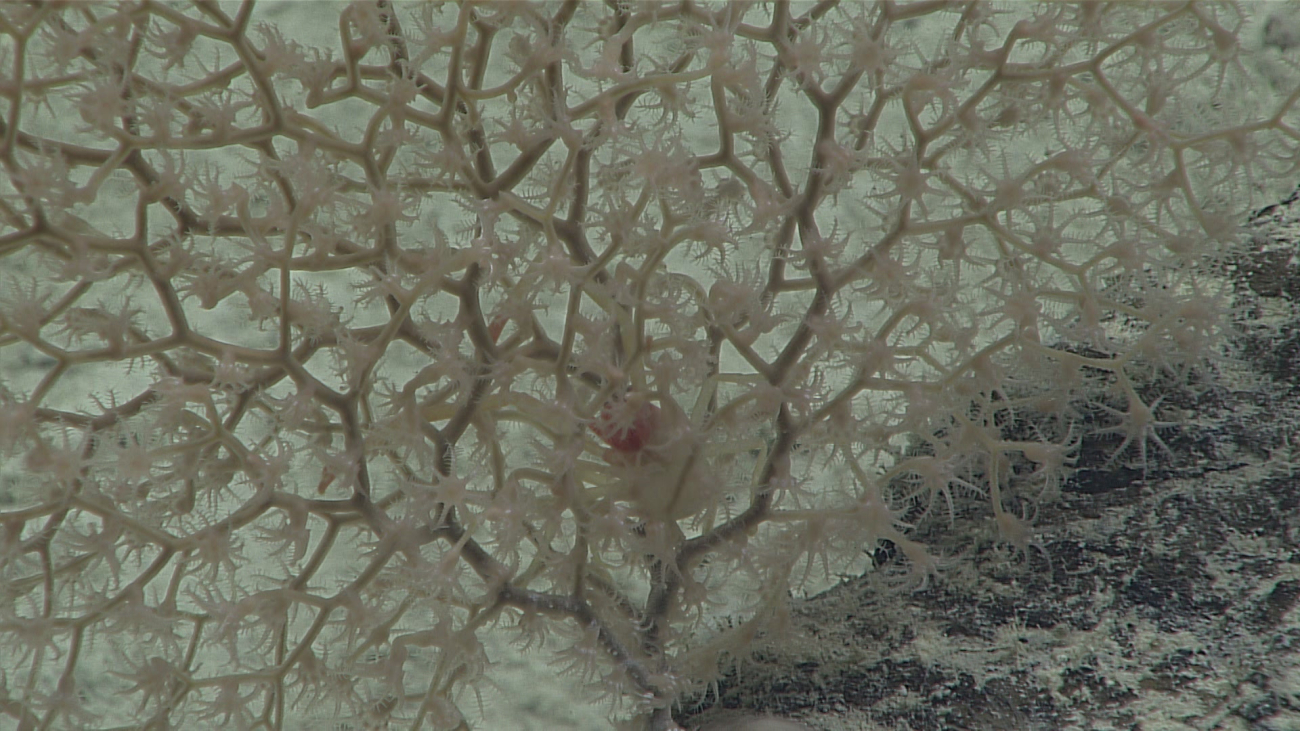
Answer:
[0,2,1293,730]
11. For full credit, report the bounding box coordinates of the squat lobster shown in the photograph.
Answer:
[592,391,661,456]
[586,388,721,522]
